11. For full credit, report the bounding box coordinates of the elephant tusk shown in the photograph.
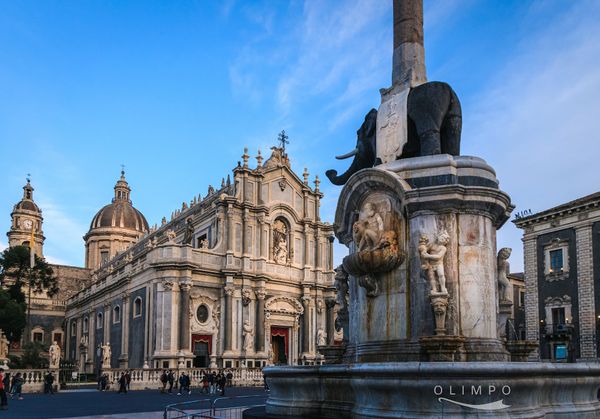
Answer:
[335,148,358,160]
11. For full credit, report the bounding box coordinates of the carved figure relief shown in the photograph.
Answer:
[243,320,254,352]
[342,200,404,297]
[241,288,253,306]
[497,247,512,303]
[0,330,9,359]
[273,219,288,265]
[418,231,450,295]
[183,218,194,245]
[166,229,176,243]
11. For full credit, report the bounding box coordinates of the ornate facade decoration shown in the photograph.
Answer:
[273,219,288,265]
[418,230,450,295]
[497,247,512,302]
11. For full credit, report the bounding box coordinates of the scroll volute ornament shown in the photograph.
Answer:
[342,201,405,297]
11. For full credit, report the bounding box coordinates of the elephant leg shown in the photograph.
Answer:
[419,129,442,155]
[440,115,461,156]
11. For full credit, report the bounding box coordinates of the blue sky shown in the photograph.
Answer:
[1,0,599,272]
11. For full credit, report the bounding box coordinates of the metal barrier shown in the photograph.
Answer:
[164,395,266,419]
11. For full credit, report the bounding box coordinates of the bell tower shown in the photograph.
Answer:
[7,177,45,257]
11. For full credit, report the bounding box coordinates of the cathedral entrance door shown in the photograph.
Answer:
[192,334,212,368]
[271,327,289,365]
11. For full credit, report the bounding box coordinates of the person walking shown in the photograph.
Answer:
[226,370,233,387]
[208,371,216,394]
[177,372,190,395]
[44,371,55,394]
[10,373,23,400]
[160,370,168,394]
[167,370,175,394]
[201,371,209,394]
[125,370,131,391]
[0,368,8,410]
[218,372,226,396]
[117,372,127,394]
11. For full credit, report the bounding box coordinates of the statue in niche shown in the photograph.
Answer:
[419,231,450,295]
[49,341,61,368]
[101,342,111,368]
[317,328,327,346]
[199,238,209,249]
[352,202,384,251]
[497,247,512,302]
[183,218,194,245]
[273,219,288,265]
[243,320,254,352]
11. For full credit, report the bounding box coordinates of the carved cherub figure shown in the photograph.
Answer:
[419,231,450,294]
[497,247,512,302]
[353,202,384,251]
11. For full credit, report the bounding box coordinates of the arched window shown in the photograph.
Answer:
[83,317,89,333]
[97,312,103,329]
[113,306,121,324]
[70,321,76,337]
[31,326,44,343]
[133,297,142,318]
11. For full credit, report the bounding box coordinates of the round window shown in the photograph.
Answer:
[196,305,209,323]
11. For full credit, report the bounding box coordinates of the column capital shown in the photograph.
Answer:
[224,285,235,296]
[325,298,337,309]
[180,282,192,292]
[256,289,266,300]
[301,295,313,306]
[121,292,130,303]
[163,279,175,291]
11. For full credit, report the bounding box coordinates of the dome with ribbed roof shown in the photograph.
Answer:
[13,180,40,213]
[89,171,149,233]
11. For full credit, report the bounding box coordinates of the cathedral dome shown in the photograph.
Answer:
[88,171,149,233]
[14,180,40,213]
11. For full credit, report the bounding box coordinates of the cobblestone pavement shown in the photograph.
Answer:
[0,386,267,419]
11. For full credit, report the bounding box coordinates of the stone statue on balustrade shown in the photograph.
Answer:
[0,330,9,360]
[418,231,450,295]
[243,320,254,352]
[101,342,112,369]
[49,341,61,369]
[182,218,194,245]
[497,247,512,303]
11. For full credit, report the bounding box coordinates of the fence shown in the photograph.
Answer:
[164,395,266,419]
[0,369,58,393]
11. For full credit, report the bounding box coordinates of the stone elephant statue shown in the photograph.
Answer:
[326,81,462,186]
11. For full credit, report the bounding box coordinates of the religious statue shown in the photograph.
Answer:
[334,266,349,313]
[101,342,112,368]
[182,218,194,245]
[317,328,327,347]
[0,330,9,360]
[49,341,61,369]
[273,219,288,265]
[497,247,512,303]
[166,229,176,243]
[352,202,384,251]
[419,231,450,295]
[243,320,254,352]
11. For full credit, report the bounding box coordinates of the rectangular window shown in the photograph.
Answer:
[100,251,109,265]
[552,307,566,325]
[549,249,563,272]
[519,291,525,307]
[53,333,62,346]
[555,344,567,360]
[33,332,43,342]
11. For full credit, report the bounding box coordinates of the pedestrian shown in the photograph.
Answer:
[44,371,55,394]
[208,371,216,394]
[125,370,131,391]
[10,373,23,400]
[160,370,168,394]
[226,370,233,387]
[201,371,209,394]
[0,368,8,411]
[218,372,226,396]
[118,372,127,394]
[177,372,190,395]
[167,370,175,394]
[100,373,108,391]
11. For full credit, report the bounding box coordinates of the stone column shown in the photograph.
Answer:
[227,204,234,253]
[179,282,192,352]
[103,303,110,343]
[301,296,312,355]
[325,299,336,346]
[576,225,596,360]
[392,0,426,87]
[120,293,130,368]
[224,284,235,352]
[523,236,540,360]
[256,289,266,353]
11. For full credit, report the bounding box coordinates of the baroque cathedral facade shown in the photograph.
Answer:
[6,146,337,371]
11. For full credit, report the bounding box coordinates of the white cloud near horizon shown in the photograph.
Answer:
[466,0,600,271]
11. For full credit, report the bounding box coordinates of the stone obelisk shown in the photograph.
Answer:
[392,0,427,87]
[376,0,428,164]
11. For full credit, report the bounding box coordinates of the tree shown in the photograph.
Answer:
[0,245,59,341]
[0,288,26,341]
